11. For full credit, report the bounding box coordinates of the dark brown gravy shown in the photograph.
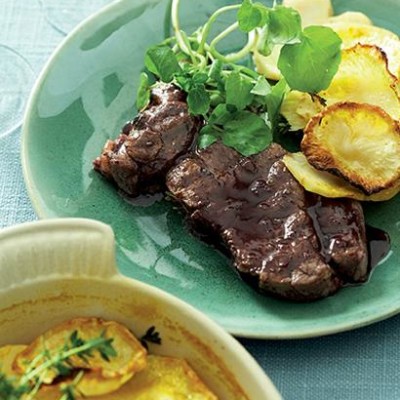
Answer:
[366,225,391,270]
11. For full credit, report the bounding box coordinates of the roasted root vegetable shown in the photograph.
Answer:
[280,91,325,131]
[319,44,400,120]
[326,23,400,78]
[0,345,27,378]
[283,151,400,201]
[283,0,333,26]
[326,11,372,27]
[22,355,218,400]
[96,355,218,400]
[13,317,147,397]
[301,102,400,195]
[0,318,219,399]
[280,43,400,131]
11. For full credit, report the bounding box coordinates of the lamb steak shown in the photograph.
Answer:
[166,142,368,301]
[93,83,370,302]
[93,83,202,196]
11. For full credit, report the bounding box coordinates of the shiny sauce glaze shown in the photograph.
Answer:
[182,147,390,285]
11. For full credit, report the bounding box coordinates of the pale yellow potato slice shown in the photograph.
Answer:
[281,91,325,131]
[13,317,147,397]
[327,12,372,27]
[283,0,333,26]
[277,44,400,130]
[302,102,400,194]
[326,23,400,77]
[98,355,218,400]
[319,44,400,120]
[35,355,218,400]
[283,152,400,201]
[0,344,27,377]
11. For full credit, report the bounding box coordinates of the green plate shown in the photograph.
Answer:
[22,0,400,338]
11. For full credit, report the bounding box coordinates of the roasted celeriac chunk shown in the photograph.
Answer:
[325,23,400,78]
[13,317,147,397]
[326,11,372,27]
[280,91,325,131]
[283,152,400,201]
[319,44,400,121]
[283,0,333,26]
[280,44,400,131]
[302,102,400,194]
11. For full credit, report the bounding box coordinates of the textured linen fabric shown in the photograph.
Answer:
[1,1,400,399]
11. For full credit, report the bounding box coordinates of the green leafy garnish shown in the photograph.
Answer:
[225,72,254,111]
[222,111,272,156]
[187,84,210,115]
[268,6,302,45]
[0,331,117,400]
[137,0,342,156]
[145,45,182,82]
[237,0,269,33]
[278,26,342,92]
[136,72,151,110]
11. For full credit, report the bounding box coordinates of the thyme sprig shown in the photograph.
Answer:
[0,330,117,400]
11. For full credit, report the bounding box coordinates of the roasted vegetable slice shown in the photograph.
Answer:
[283,0,333,26]
[326,23,400,77]
[302,102,400,194]
[34,355,219,400]
[280,90,325,131]
[97,355,218,400]
[0,345,27,377]
[327,11,372,27]
[13,317,147,397]
[319,44,400,120]
[283,151,400,201]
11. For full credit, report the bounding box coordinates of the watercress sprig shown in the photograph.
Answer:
[137,0,342,156]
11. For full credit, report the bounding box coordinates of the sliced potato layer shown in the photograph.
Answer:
[327,12,372,27]
[283,0,333,27]
[14,317,147,397]
[0,345,27,377]
[35,355,218,400]
[319,44,400,120]
[327,23,400,77]
[281,91,325,131]
[283,152,400,201]
[302,102,400,194]
[98,355,218,400]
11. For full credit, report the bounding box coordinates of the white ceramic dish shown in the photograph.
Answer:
[0,218,281,400]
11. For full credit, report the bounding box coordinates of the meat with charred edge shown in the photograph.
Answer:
[166,142,368,302]
[93,83,202,196]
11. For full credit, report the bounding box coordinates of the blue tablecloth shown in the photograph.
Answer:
[1,1,399,399]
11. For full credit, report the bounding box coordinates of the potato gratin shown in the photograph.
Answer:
[0,317,217,399]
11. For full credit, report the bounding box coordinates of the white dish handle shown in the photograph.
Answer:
[0,218,118,291]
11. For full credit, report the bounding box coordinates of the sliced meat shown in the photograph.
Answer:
[93,83,202,196]
[166,142,368,301]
